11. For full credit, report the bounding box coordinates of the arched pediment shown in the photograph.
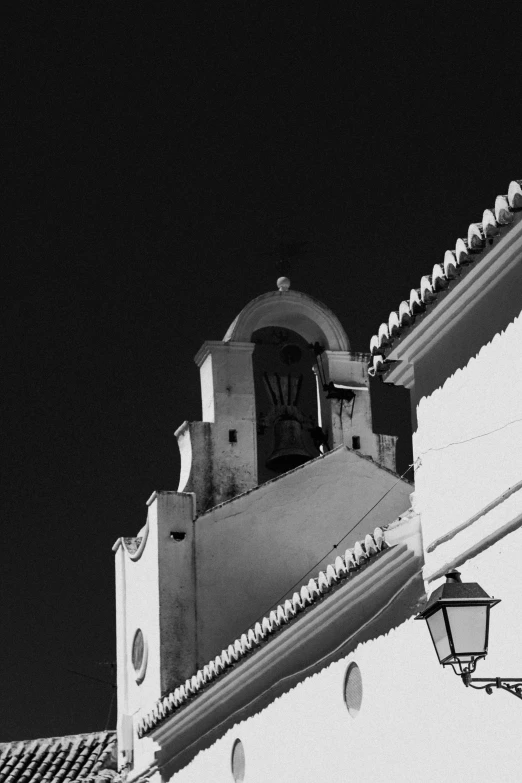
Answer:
[223,290,350,351]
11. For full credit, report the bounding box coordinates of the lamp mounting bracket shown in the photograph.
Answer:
[462,675,522,701]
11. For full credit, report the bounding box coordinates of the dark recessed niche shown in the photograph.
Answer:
[231,738,245,782]
[280,343,302,365]
[132,629,144,672]
[131,628,148,684]
[170,531,186,542]
[343,662,363,718]
[229,429,238,443]
[352,436,361,450]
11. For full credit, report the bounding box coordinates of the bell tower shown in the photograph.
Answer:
[176,278,397,514]
[115,278,409,775]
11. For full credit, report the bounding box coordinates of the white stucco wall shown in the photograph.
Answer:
[115,492,198,777]
[123,294,522,782]
[195,447,412,664]
[162,524,522,783]
[413,310,522,552]
[115,505,162,719]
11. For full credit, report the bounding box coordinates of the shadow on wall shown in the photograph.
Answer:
[370,378,413,476]
[412,265,522,407]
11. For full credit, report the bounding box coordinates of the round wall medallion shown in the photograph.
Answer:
[231,738,245,782]
[131,628,148,684]
[343,661,363,718]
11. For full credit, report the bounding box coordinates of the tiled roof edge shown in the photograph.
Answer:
[138,526,388,737]
[0,731,119,783]
[0,730,116,750]
[368,179,522,378]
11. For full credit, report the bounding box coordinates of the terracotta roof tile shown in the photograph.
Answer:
[0,732,119,783]
[138,525,388,737]
[368,179,522,377]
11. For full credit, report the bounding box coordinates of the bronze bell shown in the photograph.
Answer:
[263,371,314,473]
[266,413,313,473]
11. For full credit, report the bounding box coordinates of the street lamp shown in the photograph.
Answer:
[417,570,522,700]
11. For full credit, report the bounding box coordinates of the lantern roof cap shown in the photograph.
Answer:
[417,571,501,619]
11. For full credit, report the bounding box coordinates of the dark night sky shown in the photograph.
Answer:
[2,4,520,740]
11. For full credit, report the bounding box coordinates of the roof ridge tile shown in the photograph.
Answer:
[0,732,118,783]
[368,178,522,378]
[137,525,389,737]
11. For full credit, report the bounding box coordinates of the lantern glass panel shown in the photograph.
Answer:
[426,608,451,662]
[446,605,488,655]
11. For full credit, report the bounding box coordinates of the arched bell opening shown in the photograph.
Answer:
[224,289,350,353]
[252,326,323,484]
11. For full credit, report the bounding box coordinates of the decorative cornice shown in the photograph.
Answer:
[368,180,522,384]
[137,512,424,748]
[426,507,522,584]
[427,479,522,554]
[194,340,255,368]
[135,538,422,776]
[138,527,387,737]
[112,520,148,562]
[223,289,350,352]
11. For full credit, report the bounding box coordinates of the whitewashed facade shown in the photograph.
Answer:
[115,180,522,782]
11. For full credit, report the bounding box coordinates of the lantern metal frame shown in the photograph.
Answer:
[417,570,522,702]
